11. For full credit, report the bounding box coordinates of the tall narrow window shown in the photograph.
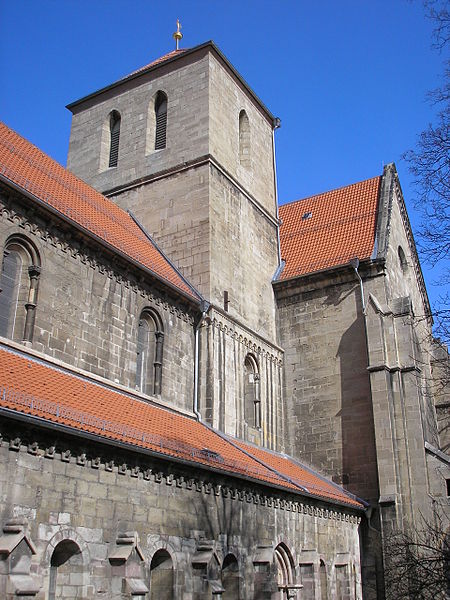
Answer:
[0,237,40,343]
[155,92,168,150]
[108,110,121,167]
[244,354,260,428]
[136,310,164,396]
[238,109,250,167]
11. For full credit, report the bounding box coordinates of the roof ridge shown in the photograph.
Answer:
[281,175,381,209]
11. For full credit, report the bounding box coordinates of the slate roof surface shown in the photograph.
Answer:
[278,176,381,280]
[0,121,200,302]
[0,344,363,510]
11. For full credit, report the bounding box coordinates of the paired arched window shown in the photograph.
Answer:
[0,236,40,343]
[244,354,260,428]
[155,92,168,150]
[136,309,164,396]
[150,549,174,600]
[239,110,250,167]
[108,110,121,167]
[48,540,83,600]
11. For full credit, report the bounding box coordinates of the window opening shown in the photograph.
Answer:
[0,238,40,342]
[48,540,82,600]
[398,246,408,273]
[239,110,250,167]
[109,111,121,167]
[136,310,164,396]
[155,92,168,150]
[150,549,173,600]
[244,354,260,428]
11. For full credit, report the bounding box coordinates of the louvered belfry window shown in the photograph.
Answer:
[108,111,121,167]
[154,92,168,150]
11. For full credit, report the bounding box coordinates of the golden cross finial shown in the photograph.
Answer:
[173,19,183,50]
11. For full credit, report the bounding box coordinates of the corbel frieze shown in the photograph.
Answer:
[0,434,361,524]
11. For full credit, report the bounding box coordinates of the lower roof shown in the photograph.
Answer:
[278,176,381,280]
[0,341,363,510]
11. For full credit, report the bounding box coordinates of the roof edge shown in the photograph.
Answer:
[0,173,201,307]
[66,41,276,123]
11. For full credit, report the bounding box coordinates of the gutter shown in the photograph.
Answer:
[0,173,201,307]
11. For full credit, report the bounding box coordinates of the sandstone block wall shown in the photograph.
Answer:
[199,308,284,451]
[275,272,379,505]
[0,190,196,414]
[67,52,210,195]
[0,420,363,599]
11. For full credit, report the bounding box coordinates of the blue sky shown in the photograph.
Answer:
[0,1,446,308]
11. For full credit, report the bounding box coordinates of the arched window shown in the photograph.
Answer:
[0,236,40,343]
[319,560,328,600]
[136,310,164,396]
[155,92,168,150]
[108,110,121,167]
[238,110,250,167]
[222,554,240,599]
[48,539,83,600]
[398,246,408,273]
[275,543,296,599]
[244,354,260,428]
[150,549,174,600]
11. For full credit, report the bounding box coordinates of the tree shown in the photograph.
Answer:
[384,511,450,599]
[403,0,449,344]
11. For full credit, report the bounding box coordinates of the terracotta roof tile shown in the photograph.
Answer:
[0,345,363,510]
[278,176,381,280]
[121,49,187,80]
[0,121,200,301]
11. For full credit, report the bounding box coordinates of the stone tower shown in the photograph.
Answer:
[67,41,285,449]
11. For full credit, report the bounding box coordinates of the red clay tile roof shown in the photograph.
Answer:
[0,344,363,510]
[278,176,381,280]
[122,49,187,80]
[0,121,200,301]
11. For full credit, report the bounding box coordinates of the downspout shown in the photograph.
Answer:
[350,257,366,315]
[193,301,210,421]
[272,117,282,266]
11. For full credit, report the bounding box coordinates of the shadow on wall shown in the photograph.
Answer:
[336,306,378,503]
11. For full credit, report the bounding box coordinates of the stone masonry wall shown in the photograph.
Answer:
[110,163,211,300]
[275,272,379,505]
[199,308,285,451]
[0,189,196,414]
[0,421,363,599]
[67,52,210,196]
[208,53,276,216]
[209,166,279,339]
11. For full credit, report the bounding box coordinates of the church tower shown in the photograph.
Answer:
[66,38,284,449]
